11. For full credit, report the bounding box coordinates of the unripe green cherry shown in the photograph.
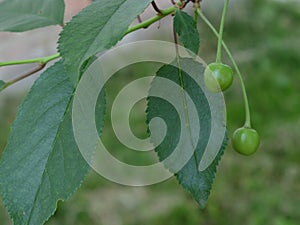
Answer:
[204,62,233,92]
[232,127,260,156]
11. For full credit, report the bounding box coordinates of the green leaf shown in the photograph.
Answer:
[147,58,227,207]
[58,0,152,85]
[0,80,6,91]
[174,9,200,55]
[0,61,106,225]
[0,0,65,32]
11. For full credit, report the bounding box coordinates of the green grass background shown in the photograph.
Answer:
[1,1,300,224]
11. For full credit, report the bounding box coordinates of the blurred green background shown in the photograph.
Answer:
[1,0,300,224]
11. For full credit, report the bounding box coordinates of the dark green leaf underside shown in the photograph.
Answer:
[174,9,200,55]
[58,0,153,85]
[0,0,65,32]
[0,61,106,225]
[147,58,227,207]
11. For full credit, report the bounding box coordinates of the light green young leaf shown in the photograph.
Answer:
[58,0,152,85]
[147,58,227,208]
[0,0,65,32]
[0,61,106,225]
[174,9,200,55]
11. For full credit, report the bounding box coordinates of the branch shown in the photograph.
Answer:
[0,3,181,69]
[0,1,188,91]
[0,53,60,67]
[125,4,178,35]
[0,64,46,92]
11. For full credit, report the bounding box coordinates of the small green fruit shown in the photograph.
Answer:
[232,127,260,156]
[204,62,233,92]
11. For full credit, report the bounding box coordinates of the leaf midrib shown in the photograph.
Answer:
[175,58,199,169]
[26,91,74,225]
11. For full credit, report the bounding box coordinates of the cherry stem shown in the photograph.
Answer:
[216,0,230,64]
[197,8,251,128]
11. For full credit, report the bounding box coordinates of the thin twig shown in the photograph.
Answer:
[0,53,60,67]
[136,15,149,29]
[137,15,143,23]
[180,0,191,9]
[4,64,46,89]
[151,1,162,14]
[125,4,178,35]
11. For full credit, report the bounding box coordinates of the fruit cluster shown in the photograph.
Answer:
[201,0,260,156]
